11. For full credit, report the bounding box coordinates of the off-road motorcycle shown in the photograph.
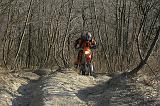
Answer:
[79,47,95,76]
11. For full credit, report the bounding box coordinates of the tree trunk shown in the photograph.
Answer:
[12,0,33,70]
[129,26,160,75]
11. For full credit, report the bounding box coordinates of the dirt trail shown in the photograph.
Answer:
[35,69,160,106]
[0,71,40,106]
[0,68,159,106]
[37,70,110,106]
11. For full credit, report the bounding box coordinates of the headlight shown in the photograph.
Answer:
[84,51,90,54]
[88,55,91,58]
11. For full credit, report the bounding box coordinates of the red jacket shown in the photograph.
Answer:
[74,37,96,49]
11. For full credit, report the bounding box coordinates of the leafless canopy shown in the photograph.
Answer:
[0,0,159,75]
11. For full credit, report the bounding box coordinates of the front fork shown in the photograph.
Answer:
[80,62,94,76]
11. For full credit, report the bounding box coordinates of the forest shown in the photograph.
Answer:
[0,0,160,105]
[0,0,160,75]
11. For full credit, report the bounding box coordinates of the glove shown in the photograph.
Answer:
[91,45,97,49]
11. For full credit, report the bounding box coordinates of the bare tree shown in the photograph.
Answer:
[0,0,159,76]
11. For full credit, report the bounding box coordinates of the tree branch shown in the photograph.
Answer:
[129,26,160,75]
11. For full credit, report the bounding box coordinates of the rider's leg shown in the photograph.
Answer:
[74,50,83,67]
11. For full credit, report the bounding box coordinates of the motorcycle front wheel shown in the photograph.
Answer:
[88,63,94,76]
[80,64,86,75]
[80,63,95,76]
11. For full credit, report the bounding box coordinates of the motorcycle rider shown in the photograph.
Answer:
[74,32,97,67]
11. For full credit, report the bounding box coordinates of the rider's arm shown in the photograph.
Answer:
[91,38,97,49]
[74,38,81,49]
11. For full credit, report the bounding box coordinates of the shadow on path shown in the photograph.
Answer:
[77,73,160,106]
[12,79,43,106]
